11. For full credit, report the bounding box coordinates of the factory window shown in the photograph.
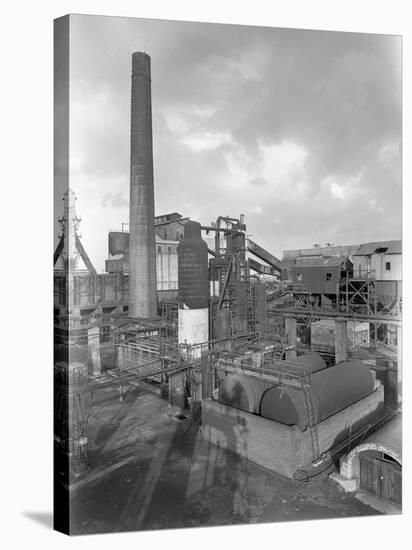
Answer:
[297,273,302,282]
[168,246,172,254]
[386,262,391,271]
[157,246,161,254]
[326,272,332,281]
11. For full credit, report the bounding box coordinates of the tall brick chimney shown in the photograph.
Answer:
[129,52,158,318]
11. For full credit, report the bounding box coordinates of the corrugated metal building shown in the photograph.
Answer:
[291,256,353,294]
[353,240,401,281]
[282,244,359,281]
[283,243,360,260]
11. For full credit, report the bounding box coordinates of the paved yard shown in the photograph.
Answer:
[68,385,379,534]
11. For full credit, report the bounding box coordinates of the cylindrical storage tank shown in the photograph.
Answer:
[178,221,209,309]
[260,360,375,430]
[218,374,273,414]
[287,352,327,373]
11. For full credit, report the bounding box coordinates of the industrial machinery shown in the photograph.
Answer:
[260,360,375,430]
[53,50,400,488]
[203,351,387,479]
[205,215,281,343]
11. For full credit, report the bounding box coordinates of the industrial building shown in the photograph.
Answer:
[54,205,188,324]
[54,51,402,534]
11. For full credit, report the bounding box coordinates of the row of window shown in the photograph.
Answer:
[296,272,334,281]
[296,262,391,282]
[158,230,184,240]
[157,246,176,254]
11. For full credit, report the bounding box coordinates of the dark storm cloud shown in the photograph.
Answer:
[66,15,401,270]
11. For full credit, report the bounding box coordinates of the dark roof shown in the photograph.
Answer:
[155,212,183,222]
[354,240,402,256]
[292,256,351,268]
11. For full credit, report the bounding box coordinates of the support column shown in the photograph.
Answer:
[335,320,348,364]
[285,317,297,358]
[88,325,101,377]
[190,370,202,403]
[397,325,402,408]
[168,371,186,409]
[202,355,212,399]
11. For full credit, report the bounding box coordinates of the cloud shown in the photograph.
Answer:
[102,192,129,208]
[252,206,263,214]
[222,139,310,201]
[323,171,364,202]
[249,177,268,186]
[163,103,233,151]
[330,182,345,200]
[377,140,401,165]
[225,46,270,82]
[64,16,401,270]
[70,83,128,179]
[181,131,233,152]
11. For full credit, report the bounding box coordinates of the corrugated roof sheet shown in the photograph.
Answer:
[283,244,360,259]
[293,256,351,268]
[354,240,402,255]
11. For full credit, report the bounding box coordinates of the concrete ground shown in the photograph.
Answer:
[69,385,380,535]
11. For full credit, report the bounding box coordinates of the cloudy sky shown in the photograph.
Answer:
[57,15,401,272]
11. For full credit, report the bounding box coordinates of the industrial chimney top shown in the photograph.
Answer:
[132,51,151,79]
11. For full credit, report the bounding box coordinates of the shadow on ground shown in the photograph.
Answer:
[23,511,53,529]
[68,386,381,535]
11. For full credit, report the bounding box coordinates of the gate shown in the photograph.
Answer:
[359,452,402,506]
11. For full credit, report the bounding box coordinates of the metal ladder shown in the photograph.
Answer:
[301,372,321,462]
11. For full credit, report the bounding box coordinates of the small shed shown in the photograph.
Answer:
[291,256,353,294]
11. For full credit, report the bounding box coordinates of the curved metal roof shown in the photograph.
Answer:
[360,414,402,461]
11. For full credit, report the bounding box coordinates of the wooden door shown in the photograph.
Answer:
[360,453,379,496]
[380,458,402,505]
[359,453,402,506]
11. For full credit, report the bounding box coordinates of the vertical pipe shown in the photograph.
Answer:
[285,316,297,358]
[88,325,101,377]
[397,324,402,408]
[129,52,158,318]
[335,320,348,363]
[63,189,79,316]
